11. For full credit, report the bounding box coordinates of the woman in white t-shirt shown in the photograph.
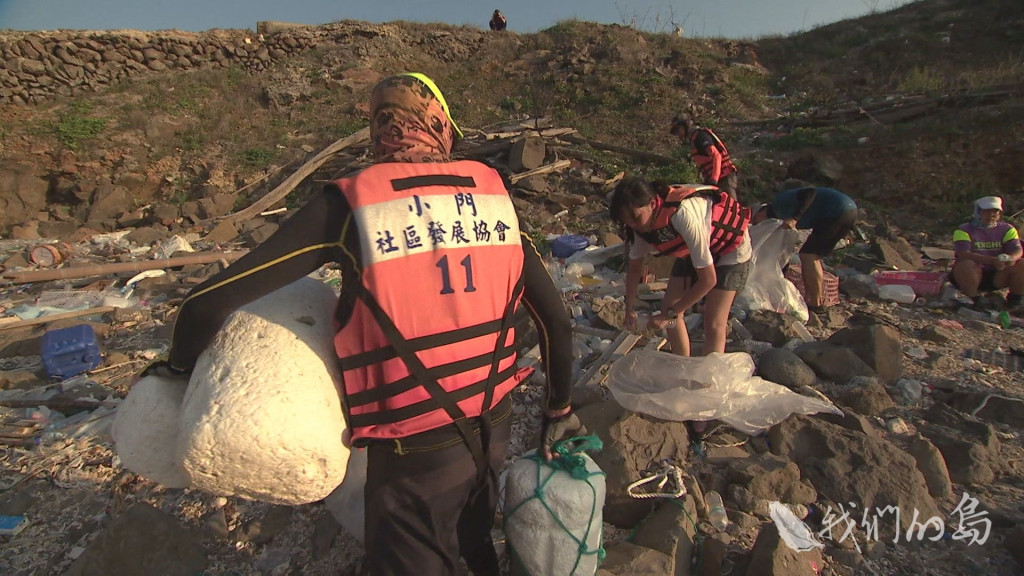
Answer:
[609,176,752,356]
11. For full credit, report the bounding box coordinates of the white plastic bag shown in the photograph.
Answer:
[735,220,808,322]
[324,448,368,541]
[606,349,841,435]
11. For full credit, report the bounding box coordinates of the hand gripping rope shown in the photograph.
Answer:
[627,459,687,499]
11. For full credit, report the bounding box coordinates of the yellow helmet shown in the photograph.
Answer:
[400,72,464,139]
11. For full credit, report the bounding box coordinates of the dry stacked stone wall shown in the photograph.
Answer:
[0,27,317,105]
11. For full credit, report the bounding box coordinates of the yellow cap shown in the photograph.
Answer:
[400,72,464,139]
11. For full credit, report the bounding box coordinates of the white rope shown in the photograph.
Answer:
[969,393,1020,417]
[627,462,687,499]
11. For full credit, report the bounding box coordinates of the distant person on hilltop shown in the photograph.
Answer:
[752,181,858,313]
[670,114,739,200]
[489,9,507,31]
[949,195,1024,313]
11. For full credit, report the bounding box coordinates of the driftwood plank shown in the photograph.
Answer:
[574,331,641,388]
[1,250,248,285]
[558,134,675,164]
[221,126,370,226]
[0,307,115,332]
[509,159,572,184]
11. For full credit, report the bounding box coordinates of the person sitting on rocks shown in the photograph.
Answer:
[489,10,507,31]
[752,181,858,314]
[950,195,1024,312]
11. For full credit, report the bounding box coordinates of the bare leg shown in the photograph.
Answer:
[662,275,692,356]
[701,288,736,355]
[1008,260,1024,295]
[951,259,983,298]
[799,252,824,308]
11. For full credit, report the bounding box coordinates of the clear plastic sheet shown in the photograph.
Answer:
[606,349,841,435]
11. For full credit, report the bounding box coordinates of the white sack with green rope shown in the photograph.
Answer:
[503,438,606,576]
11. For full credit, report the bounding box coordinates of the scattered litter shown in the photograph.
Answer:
[886,418,910,434]
[905,345,927,359]
[964,348,1024,372]
[0,515,29,536]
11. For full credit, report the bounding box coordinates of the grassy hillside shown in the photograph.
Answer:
[0,0,1021,238]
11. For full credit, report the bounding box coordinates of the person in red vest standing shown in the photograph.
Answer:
[147,73,578,576]
[670,114,740,200]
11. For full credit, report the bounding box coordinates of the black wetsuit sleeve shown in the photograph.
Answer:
[518,232,573,411]
[167,189,351,370]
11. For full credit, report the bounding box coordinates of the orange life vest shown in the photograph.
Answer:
[690,128,736,181]
[635,184,749,259]
[332,160,527,444]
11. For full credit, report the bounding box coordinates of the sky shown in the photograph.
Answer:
[0,0,910,39]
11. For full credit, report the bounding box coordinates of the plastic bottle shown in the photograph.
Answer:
[786,503,809,519]
[878,283,916,304]
[957,307,995,323]
[998,311,1012,330]
[563,261,595,278]
[729,317,753,341]
[704,490,729,530]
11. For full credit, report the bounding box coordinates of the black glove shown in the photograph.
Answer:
[140,359,189,379]
[540,409,588,460]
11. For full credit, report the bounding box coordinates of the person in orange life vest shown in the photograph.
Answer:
[146,73,576,576]
[949,196,1024,313]
[489,9,507,31]
[609,176,752,357]
[752,182,858,313]
[669,114,739,200]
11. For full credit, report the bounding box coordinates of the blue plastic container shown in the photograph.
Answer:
[551,235,590,259]
[40,324,101,380]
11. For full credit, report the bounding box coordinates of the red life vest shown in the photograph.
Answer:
[635,184,750,259]
[332,160,527,443]
[690,128,736,182]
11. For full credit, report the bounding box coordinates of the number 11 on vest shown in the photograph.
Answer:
[436,255,477,294]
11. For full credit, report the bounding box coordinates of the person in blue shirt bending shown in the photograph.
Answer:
[753,182,858,312]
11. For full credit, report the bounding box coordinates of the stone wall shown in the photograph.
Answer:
[0,28,318,105]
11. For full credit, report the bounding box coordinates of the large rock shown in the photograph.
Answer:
[728,453,816,505]
[113,278,349,505]
[918,403,1000,486]
[908,434,953,499]
[746,524,823,576]
[837,377,894,417]
[768,415,940,531]
[0,160,49,233]
[793,342,875,385]
[509,135,546,172]
[64,503,207,576]
[828,324,903,383]
[597,542,674,576]
[576,399,690,527]
[784,153,843,186]
[86,180,131,223]
[630,496,699,576]
[756,348,816,390]
[871,237,923,271]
